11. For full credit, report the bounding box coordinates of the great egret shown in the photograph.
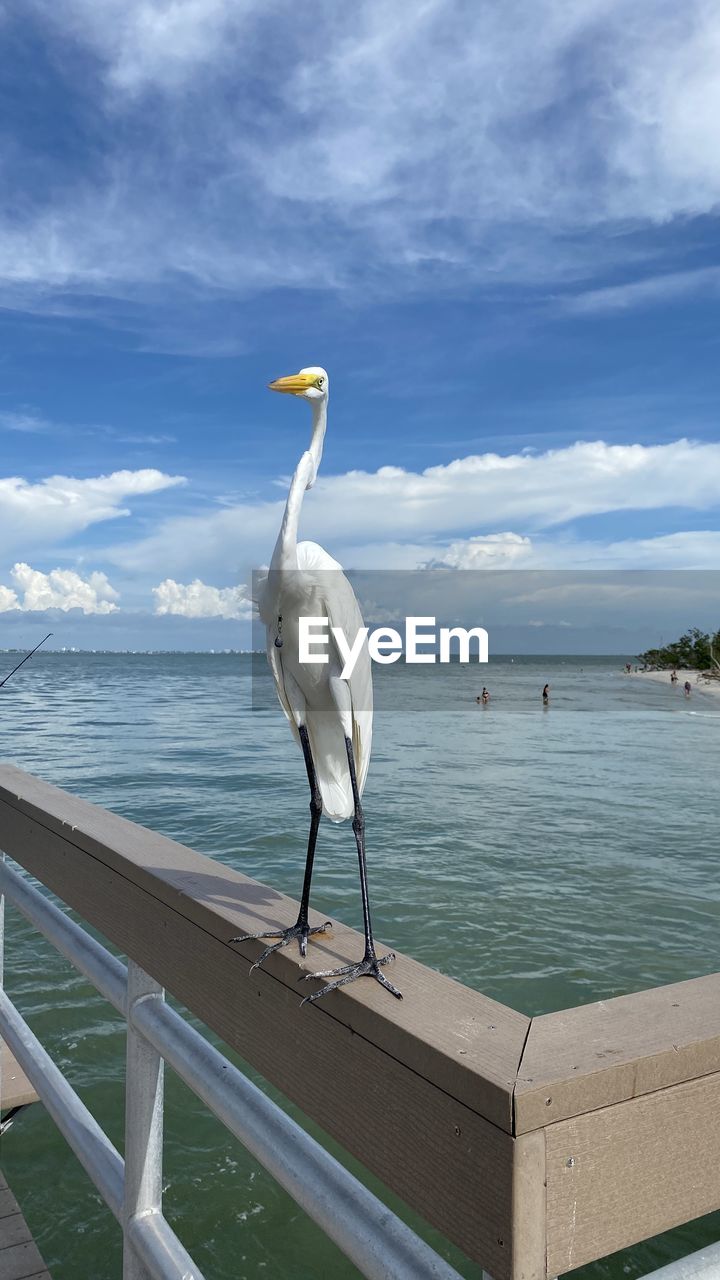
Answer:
[232,367,401,1004]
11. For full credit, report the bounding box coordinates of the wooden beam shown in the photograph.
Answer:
[0,764,526,1133]
[510,1130,547,1280]
[514,974,720,1133]
[0,1174,51,1280]
[0,764,529,1279]
[4,763,720,1280]
[1,1043,39,1112]
[544,1070,720,1277]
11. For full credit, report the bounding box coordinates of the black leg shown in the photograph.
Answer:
[230,724,331,967]
[301,736,402,1005]
[297,724,322,933]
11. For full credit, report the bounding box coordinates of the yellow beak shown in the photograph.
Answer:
[267,371,317,395]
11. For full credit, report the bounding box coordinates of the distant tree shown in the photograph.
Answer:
[637,626,720,673]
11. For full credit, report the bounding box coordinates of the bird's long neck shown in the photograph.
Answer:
[307,395,327,481]
[271,397,327,570]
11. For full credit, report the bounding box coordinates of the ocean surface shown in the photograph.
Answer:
[1,651,718,1279]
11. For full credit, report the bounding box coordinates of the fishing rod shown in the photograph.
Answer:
[0,633,53,688]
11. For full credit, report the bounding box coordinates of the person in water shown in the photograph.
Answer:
[542,683,550,704]
[671,670,678,683]
[481,687,490,704]
[684,680,692,696]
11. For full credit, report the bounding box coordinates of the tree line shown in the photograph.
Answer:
[637,627,720,673]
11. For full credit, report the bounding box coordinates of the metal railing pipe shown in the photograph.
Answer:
[127,1213,205,1280]
[638,1242,720,1280]
[0,987,124,1219]
[132,997,464,1280]
[0,858,126,1014]
[123,962,166,1280]
[2,857,463,1280]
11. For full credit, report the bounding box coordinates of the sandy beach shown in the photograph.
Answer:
[631,668,720,699]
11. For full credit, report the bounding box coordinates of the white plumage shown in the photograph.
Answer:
[234,365,401,1004]
[258,539,372,821]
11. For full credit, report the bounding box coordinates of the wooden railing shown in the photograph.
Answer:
[0,763,718,1279]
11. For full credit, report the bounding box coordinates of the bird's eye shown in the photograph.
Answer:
[316,377,324,388]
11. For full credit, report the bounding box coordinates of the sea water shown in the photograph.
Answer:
[1,652,718,1278]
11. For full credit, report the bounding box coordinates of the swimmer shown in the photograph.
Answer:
[481,687,490,704]
[542,683,550,704]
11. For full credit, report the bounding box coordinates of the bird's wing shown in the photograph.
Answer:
[298,541,373,798]
[265,631,298,737]
[296,540,343,573]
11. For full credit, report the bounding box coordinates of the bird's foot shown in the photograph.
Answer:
[300,950,402,1005]
[231,919,332,971]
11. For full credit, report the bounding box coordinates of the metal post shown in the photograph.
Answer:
[123,960,165,1280]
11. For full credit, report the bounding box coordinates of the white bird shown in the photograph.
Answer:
[232,367,401,1004]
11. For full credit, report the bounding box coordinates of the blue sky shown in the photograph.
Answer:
[1,0,719,649]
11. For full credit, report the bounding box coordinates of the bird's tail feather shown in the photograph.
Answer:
[307,716,353,822]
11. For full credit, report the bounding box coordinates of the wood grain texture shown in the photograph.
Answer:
[515,973,720,1132]
[0,764,527,1135]
[0,1191,18,1219]
[545,1071,720,1276]
[0,775,520,1279]
[0,1241,51,1280]
[0,1214,31,1252]
[1,1044,39,1111]
[510,1130,546,1280]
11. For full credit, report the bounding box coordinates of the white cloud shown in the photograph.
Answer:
[152,578,252,620]
[108,439,720,579]
[0,468,185,559]
[0,410,50,433]
[36,0,266,94]
[431,529,720,571]
[564,266,720,314]
[605,530,720,569]
[1,563,120,613]
[0,584,19,610]
[429,533,533,569]
[6,0,720,307]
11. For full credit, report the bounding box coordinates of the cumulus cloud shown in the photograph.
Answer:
[152,578,252,620]
[0,584,19,610]
[0,563,120,613]
[428,533,533,569]
[5,0,720,309]
[0,469,185,559]
[108,439,720,579]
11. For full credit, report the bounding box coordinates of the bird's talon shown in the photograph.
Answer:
[300,952,402,1005]
[233,920,331,972]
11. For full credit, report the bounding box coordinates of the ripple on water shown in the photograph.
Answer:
[2,652,718,1279]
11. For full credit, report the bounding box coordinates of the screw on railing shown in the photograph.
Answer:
[123,960,165,1280]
